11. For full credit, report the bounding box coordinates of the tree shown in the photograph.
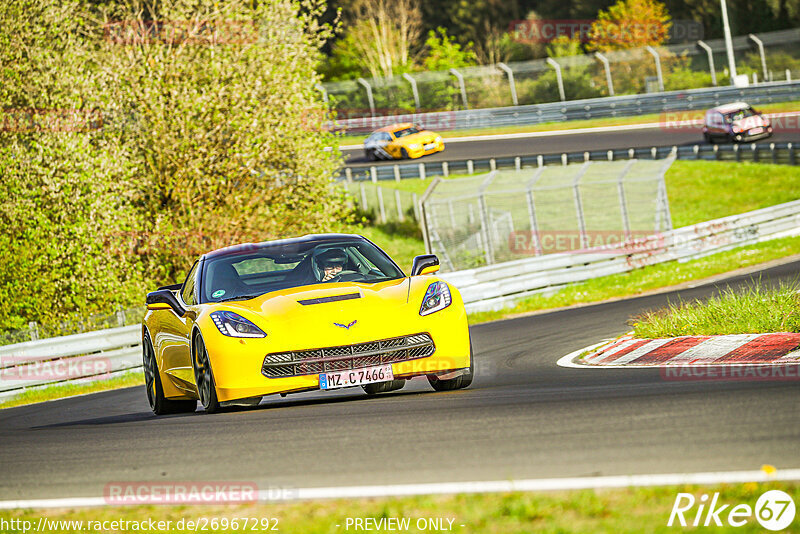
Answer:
[341,0,423,78]
[587,0,671,52]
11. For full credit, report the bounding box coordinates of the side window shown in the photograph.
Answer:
[181,261,199,305]
[381,133,392,142]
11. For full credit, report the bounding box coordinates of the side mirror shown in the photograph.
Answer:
[411,254,440,276]
[146,289,186,316]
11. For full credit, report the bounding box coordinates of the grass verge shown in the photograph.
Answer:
[0,371,142,410]
[334,100,800,146]
[631,280,800,338]
[467,236,800,325]
[1,482,796,533]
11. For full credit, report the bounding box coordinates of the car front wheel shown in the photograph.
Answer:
[427,344,474,391]
[193,334,221,413]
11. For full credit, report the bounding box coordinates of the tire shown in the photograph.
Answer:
[427,343,474,392]
[703,133,712,144]
[142,332,197,415]
[366,149,377,161]
[362,379,406,395]
[193,333,221,413]
[400,148,409,159]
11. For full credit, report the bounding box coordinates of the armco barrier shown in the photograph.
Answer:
[341,141,798,181]
[2,199,799,396]
[332,80,800,134]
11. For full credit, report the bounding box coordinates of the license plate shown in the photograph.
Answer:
[750,127,763,134]
[424,142,437,150]
[319,364,393,390]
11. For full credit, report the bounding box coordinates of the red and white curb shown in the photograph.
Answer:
[558,333,800,369]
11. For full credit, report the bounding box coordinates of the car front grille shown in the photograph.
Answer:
[262,333,435,378]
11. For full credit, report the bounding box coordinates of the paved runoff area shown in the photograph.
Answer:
[581,333,800,367]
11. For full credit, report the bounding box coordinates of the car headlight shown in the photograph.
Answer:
[210,311,266,338]
[408,143,421,149]
[435,136,442,143]
[419,281,452,316]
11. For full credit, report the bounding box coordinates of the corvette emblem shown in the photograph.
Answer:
[334,320,357,330]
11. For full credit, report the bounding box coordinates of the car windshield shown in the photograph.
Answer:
[393,126,419,138]
[725,107,756,122]
[200,238,405,303]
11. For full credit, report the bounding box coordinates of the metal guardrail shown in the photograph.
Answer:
[441,199,800,312]
[333,80,800,134]
[0,326,141,397]
[2,199,798,395]
[341,141,798,182]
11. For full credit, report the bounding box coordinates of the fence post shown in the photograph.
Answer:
[467,160,474,174]
[345,168,353,183]
[370,166,378,183]
[584,151,590,162]
[419,177,443,254]
[537,155,544,167]
[645,46,664,92]
[402,73,421,111]
[545,57,566,101]
[393,165,401,182]
[748,34,768,82]
[696,41,717,86]
[28,321,39,341]
[497,62,519,106]
[594,52,615,96]
[377,187,387,223]
[734,143,740,161]
[525,167,546,256]
[449,68,469,110]
[356,78,375,116]
[751,143,759,162]
[515,157,521,171]
[617,160,635,240]
[395,190,405,222]
[116,309,126,327]
[490,158,496,171]
[629,148,635,160]
[442,161,449,177]
[572,162,591,249]
[608,150,614,161]
[477,171,498,265]
[713,144,719,160]
[360,183,367,211]
[418,163,426,180]
[561,153,568,165]
[789,142,795,165]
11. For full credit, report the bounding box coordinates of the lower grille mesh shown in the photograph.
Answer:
[262,333,435,378]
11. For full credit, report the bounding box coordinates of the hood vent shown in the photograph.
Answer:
[298,293,361,306]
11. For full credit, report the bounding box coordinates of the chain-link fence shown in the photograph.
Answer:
[341,181,421,224]
[0,307,145,346]
[421,157,674,271]
[324,28,800,120]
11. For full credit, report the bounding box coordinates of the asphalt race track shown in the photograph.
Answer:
[342,126,800,167]
[1,260,799,501]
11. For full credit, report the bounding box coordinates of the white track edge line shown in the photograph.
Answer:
[3,469,800,509]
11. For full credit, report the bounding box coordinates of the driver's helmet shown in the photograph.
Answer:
[313,248,347,281]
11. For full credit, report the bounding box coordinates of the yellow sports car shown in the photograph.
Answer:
[143,234,473,414]
[363,123,444,160]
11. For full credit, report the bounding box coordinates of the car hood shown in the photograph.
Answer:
[733,115,768,130]
[398,131,438,145]
[211,277,440,343]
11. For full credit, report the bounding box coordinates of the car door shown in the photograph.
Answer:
[159,261,199,388]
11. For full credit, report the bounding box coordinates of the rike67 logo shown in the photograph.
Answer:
[668,490,796,530]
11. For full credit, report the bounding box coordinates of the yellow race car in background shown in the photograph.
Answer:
[143,234,473,414]
[363,123,445,160]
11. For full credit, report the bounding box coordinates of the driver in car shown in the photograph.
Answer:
[316,248,348,282]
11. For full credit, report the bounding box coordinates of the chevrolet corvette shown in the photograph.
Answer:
[143,234,473,414]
